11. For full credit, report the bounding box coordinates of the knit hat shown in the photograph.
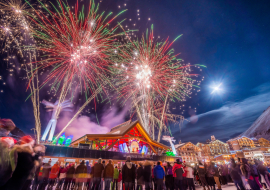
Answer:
[20,135,35,145]
[0,137,17,148]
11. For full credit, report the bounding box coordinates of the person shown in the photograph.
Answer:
[256,160,270,188]
[182,162,187,190]
[86,161,92,190]
[229,158,244,190]
[39,159,52,190]
[92,158,105,190]
[136,162,144,190]
[118,169,122,190]
[75,160,88,190]
[31,145,45,190]
[104,159,114,190]
[144,160,152,190]
[173,159,184,190]
[113,166,119,190]
[239,157,260,190]
[197,161,209,190]
[56,164,68,190]
[152,165,157,190]
[249,160,262,189]
[154,161,165,190]
[64,163,75,190]
[122,156,136,190]
[0,136,17,187]
[165,162,174,190]
[2,135,37,190]
[186,164,195,190]
[212,163,221,190]
[47,161,60,190]
[206,163,216,190]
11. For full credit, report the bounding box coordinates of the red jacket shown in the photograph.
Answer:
[118,172,122,182]
[49,164,60,179]
[172,163,183,178]
[182,166,187,177]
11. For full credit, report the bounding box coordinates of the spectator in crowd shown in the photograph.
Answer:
[212,163,221,190]
[92,158,105,190]
[64,163,75,190]
[104,159,114,190]
[154,161,165,190]
[206,162,216,190]
[173,159,184,190]
[86,161,92,190]
[56,163,68,190]
[197,161,209,190]
[0,118,16,137]
[186,164,195,190]
[144,160,152,190]
[39,159,52,190]
[229,158,244,190]
[165,162,174,190]
[122,156,136,190]
[249,160,262,189]
[113,166,119,190]
[239,158,260,190]
[74,160,88,190]
[118,169,122,190]
[0,136,17,187]
[136,162,144,190]
[2,136,38,190]
[256,160,270,188]
[47,161,60,190]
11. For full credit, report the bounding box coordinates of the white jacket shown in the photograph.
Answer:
[186,166,194,178]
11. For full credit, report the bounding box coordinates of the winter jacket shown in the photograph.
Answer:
[59,167,68,179]
[183,166,187,177]
[213,166,220,177]
[172,163,184,179]
[240,161,252,179]
[229,165,242,181]
[93,163,105,178]
[114,168,119,179]
[66,165,75,180]
[143,163,152,182]
[118,172,122,182]
[222,165,228,176]
[154,165,165,179]
[42,163,52,178]
[49,163,60,179]
[197,164,206,177]
[104,163,114,178]
[1,145,36,190]
[75,162,88,182]
[186,166,194,178]
[207,165,215,178]
[166,166,173,175]
[122,161,136,183]
[257,164,268,176]
[137,166,144,185]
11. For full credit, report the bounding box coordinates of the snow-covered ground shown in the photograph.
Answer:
[196,183,237,190]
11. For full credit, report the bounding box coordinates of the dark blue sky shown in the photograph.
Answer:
[1,0,270,143]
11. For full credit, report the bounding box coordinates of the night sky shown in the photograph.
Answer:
[1,0,270,144]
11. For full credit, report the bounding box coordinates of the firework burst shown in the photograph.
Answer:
[115,26,201,140]
[27,0,126,95]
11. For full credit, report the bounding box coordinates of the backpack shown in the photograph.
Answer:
[167,166,173,175]
[245,164,258,176]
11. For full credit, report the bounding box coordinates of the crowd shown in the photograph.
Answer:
[2,119,270,190]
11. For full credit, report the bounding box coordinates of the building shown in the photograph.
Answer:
[227,136,256,151]
[258,138,270,147]
[43,120,180,164]
[196,136,230,161]
[242,147,270,163]
[175,142,202,164]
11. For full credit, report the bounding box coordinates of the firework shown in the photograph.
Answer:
[115,26,201,141]
[26,0,126,140]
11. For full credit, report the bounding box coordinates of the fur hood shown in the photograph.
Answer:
[144,160,152,166]
[126,161,133,169]
[13,144,33,154]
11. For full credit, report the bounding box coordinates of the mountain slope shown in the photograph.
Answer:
[241,106,270,140]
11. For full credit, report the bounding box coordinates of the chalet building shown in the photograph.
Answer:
[227,136,270,151]
[175,142,202,164]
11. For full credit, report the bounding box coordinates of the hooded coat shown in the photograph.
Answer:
[114,168,119,179]
[75,161,88,182]
[1,144,36,190]
[93,162,105,178]
[136,165,144,185]
[122,161,136,183]
[172,162,184,179]
[154,165,165,179]
[49,163,60,179]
